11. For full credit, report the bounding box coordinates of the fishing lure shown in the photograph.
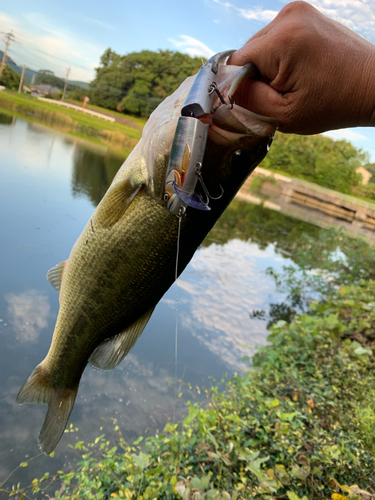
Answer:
[164,50,235,216]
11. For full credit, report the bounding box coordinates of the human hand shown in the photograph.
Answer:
[228,1,375,134]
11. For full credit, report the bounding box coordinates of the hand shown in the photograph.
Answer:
[228,1,375,134]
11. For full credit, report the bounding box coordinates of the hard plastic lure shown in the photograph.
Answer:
[163,50,236,216]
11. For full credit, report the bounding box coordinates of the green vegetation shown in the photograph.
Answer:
[0,91,146,157]
[3,228,375,499]
[262,133,365,194]
[90,49,203,117]
[35,69,84,94]
[0,64,20,89]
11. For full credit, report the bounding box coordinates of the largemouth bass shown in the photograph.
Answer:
[17,55,277,454]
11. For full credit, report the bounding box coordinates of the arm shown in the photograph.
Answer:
[228,1,375,135]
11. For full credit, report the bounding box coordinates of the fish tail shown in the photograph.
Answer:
[16,363,78,454]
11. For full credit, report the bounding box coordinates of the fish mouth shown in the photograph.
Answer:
[202,64,278,145]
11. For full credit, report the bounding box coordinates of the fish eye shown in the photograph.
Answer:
[163,193,170,202]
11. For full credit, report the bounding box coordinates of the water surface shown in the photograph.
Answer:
[0,114,319,492]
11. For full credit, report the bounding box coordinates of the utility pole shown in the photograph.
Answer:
[62,67,70,100]
[0,32,15,81]
[18,64,25,93]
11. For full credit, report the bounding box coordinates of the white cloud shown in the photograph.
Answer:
[80,16,115,31]
[211,0,278,23]
[0,12,18,31]
[237,7,278,22]
[211,0,375,42]
[0,10,103,81]
[322,128,368,141]
[306,0,375,41]
[171,239,286,369]
[169,35,215,58]
[5,290,50,341]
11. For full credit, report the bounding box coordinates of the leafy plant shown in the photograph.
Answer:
[5,279,375,499]
[261,133,365,194]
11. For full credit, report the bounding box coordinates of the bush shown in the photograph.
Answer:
[6,280,375,499]
[0,64,20,89]
[261,133,365,194]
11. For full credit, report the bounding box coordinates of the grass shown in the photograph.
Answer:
[0,91,146,157]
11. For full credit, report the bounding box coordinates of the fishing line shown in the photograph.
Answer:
[173,211,183,423]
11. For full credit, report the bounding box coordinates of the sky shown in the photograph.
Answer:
[1,0,375,160]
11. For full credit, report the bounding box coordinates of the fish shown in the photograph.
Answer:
[16,55,277,454]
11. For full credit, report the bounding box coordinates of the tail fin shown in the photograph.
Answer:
[16,364,78,454]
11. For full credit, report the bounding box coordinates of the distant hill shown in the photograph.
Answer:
[68,80,89,90]
[0,51,38,84]
[0,51,90,88]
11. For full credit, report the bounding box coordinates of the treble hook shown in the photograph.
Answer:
[208,82,234,110]
[195,163,224,206]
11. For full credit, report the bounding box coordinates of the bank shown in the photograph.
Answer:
[238,168,375,244]
[0,91,146,158]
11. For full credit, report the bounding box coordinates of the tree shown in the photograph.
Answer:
[0,64,20,89]
[261,133,364,193]
[363,163,375,184]
[89,49,203,117]
[35,70,65,89]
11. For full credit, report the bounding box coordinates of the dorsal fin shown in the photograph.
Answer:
[89,306,155,371]
[95,177,143,228]
[46,261,66,292]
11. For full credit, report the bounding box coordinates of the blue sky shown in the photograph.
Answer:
[1,0,375,160]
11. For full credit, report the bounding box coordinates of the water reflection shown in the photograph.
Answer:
[71,146,124,206]
[205,198,321,258]
[5,290,50,341]
[0,114,13,125]
[0,112,326,492]
[174,239,286,368]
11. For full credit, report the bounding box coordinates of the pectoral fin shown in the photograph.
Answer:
[89,306,155,371]
[95,177,143,228]
[46,261,66,292]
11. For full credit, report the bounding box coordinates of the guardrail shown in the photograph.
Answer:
[38,97,116,123]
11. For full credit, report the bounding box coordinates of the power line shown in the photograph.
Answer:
[15,35,91,70]
[1,28,93,83]
[8,46,72,80]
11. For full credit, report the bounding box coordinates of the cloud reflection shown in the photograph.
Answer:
[5,290,50,341]
[173,239,286,368]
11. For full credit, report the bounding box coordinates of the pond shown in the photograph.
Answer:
[0,112,321,492]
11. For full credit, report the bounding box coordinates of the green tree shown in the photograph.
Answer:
[89,49,203,117]
[0,64,20,89]
[35,70,80,94]
[262,133,364,193]
[35,69,65,89]
[363,162,375,183]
